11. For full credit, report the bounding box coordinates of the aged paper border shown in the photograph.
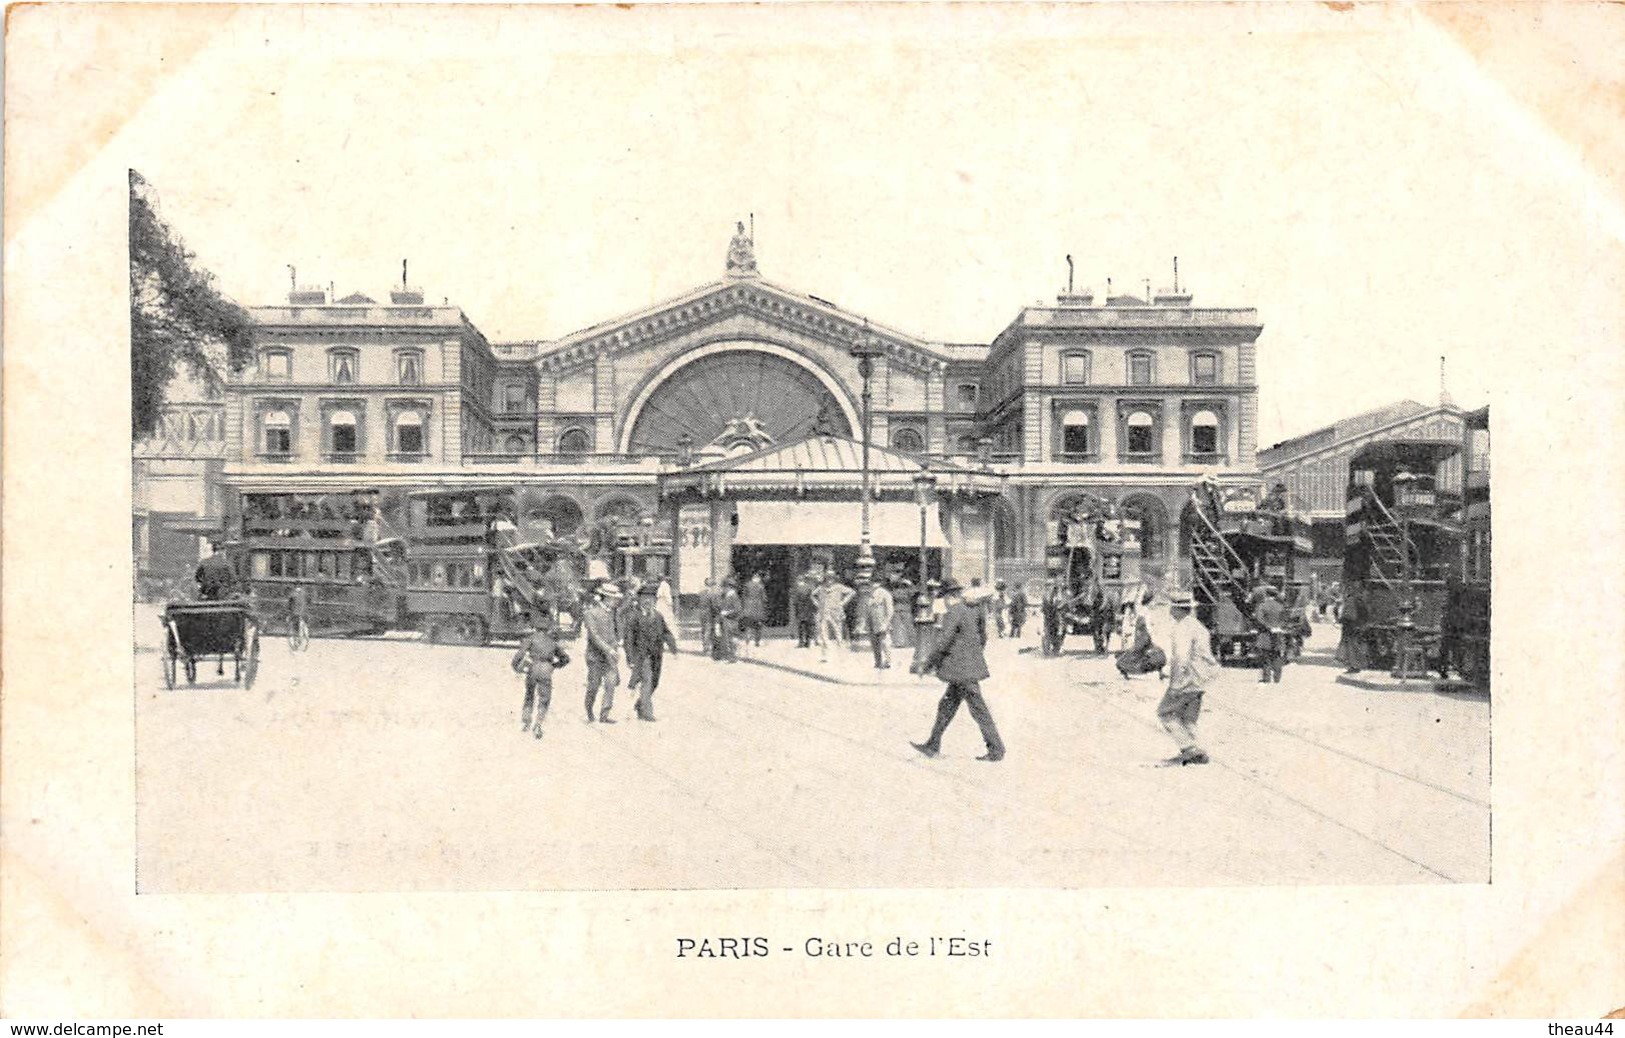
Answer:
[3,1,1623,1017]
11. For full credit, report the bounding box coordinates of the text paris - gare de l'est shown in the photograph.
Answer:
[677,937,992,959]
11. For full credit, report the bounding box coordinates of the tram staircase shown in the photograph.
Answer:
[1361,492,1416,590]
[364,516,409,589]
[491,538,556,617]
[1189,503,1253,615]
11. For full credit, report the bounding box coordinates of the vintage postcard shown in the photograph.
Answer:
[3,0,1622,1019]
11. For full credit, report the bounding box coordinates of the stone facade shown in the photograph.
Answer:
[215,245,1269,594]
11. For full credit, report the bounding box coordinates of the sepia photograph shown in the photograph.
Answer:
[7,0,1623,1019]
[122,3,1501,894]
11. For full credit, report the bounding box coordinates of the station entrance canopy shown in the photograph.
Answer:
[732,500,949,548]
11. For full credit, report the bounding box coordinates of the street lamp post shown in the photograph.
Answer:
[849,322,886,592]
[912,470,938,624]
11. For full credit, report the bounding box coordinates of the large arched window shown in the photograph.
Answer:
[328,409,359,457]
[558,427,591,455]
[1189,409,1220,456]
[890,427,924,453]
[1061,409,1091,456]
[393,411,425,456]
[1125,411,1156,455]
[263,410,292,456]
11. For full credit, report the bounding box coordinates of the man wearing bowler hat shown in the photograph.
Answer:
[624,584,678,721]
[910,578,1006,762]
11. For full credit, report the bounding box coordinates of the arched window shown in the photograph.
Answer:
[1191,352,1220,385]
[1062,409,1091,456]
[504,434,527,453]
[890,427,924,453]
[1126,411,1155,455]
[1128,351,1154,386]
[329,409,358,456]
[329,349,359,385]
[263,410,292,455]
[558,427,590,455]
[394,411,425,456]
[1062,352,1090,385]
[1189,410,1220,455]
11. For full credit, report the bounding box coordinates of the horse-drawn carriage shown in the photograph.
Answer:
[160,599,261,689]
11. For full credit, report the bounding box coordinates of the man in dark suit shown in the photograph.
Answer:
[910,579,1006,762]
[698,577,720,657]
[1253,585,1287,684]
[624,585,679,721]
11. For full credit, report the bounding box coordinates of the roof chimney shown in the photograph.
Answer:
[1056,253,1093,307]
[1153,255,1193,306]
[391,258,425,304]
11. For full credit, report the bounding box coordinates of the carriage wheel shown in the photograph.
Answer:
[242,628,260,689]
[162,651,177,690]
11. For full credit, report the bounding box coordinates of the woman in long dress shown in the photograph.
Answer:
[1115,592,1166,679]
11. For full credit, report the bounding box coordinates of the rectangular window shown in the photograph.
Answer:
[266,426,291,454]
[1062,353,1089,384]
[397,352,423,385]
[330,351,358,384]
[957,384,978,408]
[504,384,526,413]
[262,351,291,381]
[251,552,270,578]
[1129,354,1153,386]
[1192,354,1219,385]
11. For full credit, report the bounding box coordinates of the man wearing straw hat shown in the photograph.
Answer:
[1158,589,1219,766]
[583,582,623,723]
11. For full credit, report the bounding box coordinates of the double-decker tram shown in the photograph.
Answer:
[1186,479,1313,662]
[1444,406,1490,691]
[1342,440,1463,674]
[236,490,396,637]
[229,485,589,644]
[399,487,587,644]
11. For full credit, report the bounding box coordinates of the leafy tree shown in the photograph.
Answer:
[128,169,253,438]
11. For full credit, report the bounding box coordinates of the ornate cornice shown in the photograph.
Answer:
[538,282,952,376]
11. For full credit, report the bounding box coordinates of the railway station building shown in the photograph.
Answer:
[215,228,1270,619]
[1258,398,1472,586]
